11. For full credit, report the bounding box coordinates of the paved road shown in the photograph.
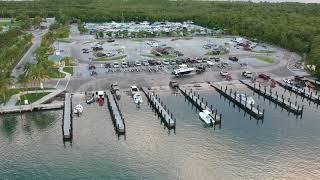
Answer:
[11,29,48,82]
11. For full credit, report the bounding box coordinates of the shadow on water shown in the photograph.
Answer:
[25,111,57,130]
[0,114,18,141]
[0,111,58,141]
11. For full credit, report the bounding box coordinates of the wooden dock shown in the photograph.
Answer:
[141,87,176,132]
[105,91,126,135]
[240,80,303,115]
[210,83,265,119]
[63,93,72,140]
[277,80,320,104]
[178,86,221,126]
[0,102,64,114]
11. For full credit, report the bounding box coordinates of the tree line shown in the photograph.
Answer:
[0,0,319,76]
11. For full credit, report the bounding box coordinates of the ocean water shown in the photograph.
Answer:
[0,88,320,179]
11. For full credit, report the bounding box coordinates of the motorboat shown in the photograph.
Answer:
[131,85,139,96]
[74,104,84,115]
[133,93,143,105]
[199,109,215,125]
[86,96,95,104]
[172,64,194,76]
[236,93,255,105]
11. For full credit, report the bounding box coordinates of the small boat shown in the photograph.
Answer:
[236,93,255,105]
[199,109,215,125]
[86,97,95,104]
[133,93,143,105]
[74,104,83,115]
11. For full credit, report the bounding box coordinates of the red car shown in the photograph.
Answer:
[259,73,270,80]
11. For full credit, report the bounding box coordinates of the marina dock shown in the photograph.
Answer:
[210,83,265,119]
[141,87,176,132]
[178,86,221,126]
[106,91,126,135]
[240,80,303,115]
[63,93,72,140]
[0,102,64,114]
[277,80,320,104]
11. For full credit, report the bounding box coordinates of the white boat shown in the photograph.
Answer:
[133,93,143,104]
[172,64,194,76]
[131,85,139,96]
[74,104,84,114]
[236,93,255,105]
[199,109,215,125]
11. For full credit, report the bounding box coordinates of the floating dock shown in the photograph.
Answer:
[106,91,126,135]
[178,86,221,126]
[63,93,72,140]
[210,83,265,119]
[240,80,303,115]
[0,102,64,114]
[141,87,176,131]
[277,80,320,104]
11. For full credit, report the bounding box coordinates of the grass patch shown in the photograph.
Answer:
[252,50,275,53]
[95,55,127,61]
[205,49,229,56]
[256,56,274,63]
[0,88,53,104]
[48,68,66,78]
[16,92,50,105]
[63,66,73,74]
[57,38,71,43]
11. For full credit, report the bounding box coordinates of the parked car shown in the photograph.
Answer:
[220,71,229,76]
[259,73,270,80]
[229,56,239,62]
[148,60,156,66]
[156,60,162,65]
[170,60,176,65]
[90,71,98,76]
[142,60,149,66]
[104,63,111,68]
[195,57,203,63]
[176,59,182,65]
[135,61,141,66]
[206,60,215,66]
[169,81,179,88]
[121,61,128,68]
[89,65,96,70]
[196,66,206,73]
[163,60,170,65]
[113,62,120,68]
[242,71,253,78]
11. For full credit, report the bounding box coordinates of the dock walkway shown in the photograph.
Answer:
[240,80,303,115]
[141,87,176,131]
[63,93,72,140]
[105,91,126,135]
[277,81,320,104]
[210,83,265,119]
[178,86,221,125]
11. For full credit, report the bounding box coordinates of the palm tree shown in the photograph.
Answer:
[17,74,31,105]
[0,74,12,104]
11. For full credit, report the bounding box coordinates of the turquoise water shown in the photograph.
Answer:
[1,88,320,179]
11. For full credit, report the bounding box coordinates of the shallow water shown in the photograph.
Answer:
[0,87,320,179]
